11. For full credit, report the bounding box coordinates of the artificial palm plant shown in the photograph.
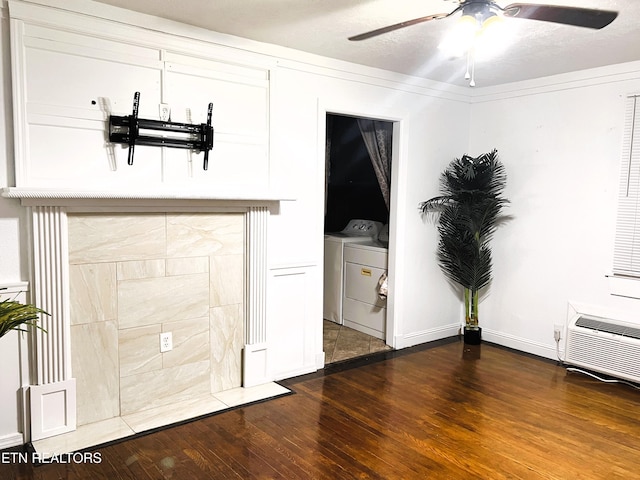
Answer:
[0,298,48,339]
[420,149,508,343]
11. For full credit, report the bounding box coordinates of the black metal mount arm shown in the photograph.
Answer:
[109,92,214,170]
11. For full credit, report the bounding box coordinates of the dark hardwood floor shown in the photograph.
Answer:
[3,339,640,479]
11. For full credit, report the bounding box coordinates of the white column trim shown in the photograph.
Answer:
[31,206,71,384]
[244,206,268,345]
[243,206,270,386]
[29,206,75,440]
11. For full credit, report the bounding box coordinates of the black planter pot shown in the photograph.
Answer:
[463,327,482,345]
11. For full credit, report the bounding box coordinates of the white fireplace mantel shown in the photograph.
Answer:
[2,187,294,204]
[4,186,288,441]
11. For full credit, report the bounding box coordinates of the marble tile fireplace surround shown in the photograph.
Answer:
[69,211,244,426]
[4,189,280,448]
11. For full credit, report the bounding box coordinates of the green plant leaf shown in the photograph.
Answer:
[0,299,49,338]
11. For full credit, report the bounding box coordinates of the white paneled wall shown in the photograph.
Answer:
[268,265,322,380]
[10,4,271,191]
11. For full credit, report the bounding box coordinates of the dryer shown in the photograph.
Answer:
[343,233,389,340]
[323,219,383,324]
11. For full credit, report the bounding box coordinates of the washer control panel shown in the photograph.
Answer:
[341,219,383,237]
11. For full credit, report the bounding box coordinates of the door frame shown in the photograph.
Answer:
[317,99,410,349]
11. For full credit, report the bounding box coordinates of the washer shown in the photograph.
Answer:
[323,219,383,324]
[343,235,389,340]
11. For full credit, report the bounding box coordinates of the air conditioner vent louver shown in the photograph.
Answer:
[566,314,640,384]
[575,316,640,340]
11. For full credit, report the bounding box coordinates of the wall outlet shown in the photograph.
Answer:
[160,332,172,352]
[553,324,563,342]
[159,103,171,121]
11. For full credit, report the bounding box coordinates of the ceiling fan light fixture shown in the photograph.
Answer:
[461,1,500,25]
[474,14,509,58]
[438,8,506,57]
[438,14,479,57]
[480,12,503,30]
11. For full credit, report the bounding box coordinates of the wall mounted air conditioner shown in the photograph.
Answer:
[566,314,640,384]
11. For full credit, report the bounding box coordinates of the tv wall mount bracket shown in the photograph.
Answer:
[109,92,214,170]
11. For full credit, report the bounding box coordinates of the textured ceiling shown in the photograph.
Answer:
[89,0,640,87]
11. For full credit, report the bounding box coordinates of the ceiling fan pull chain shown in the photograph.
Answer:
[465,50,471,81]
[470,61,476,87]
[468,48,476,87]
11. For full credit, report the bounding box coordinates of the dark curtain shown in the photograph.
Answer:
[325,115,334,215]
[357,119,392,211]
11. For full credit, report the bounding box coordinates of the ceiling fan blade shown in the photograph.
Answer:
[348,11,454,41]
[502,3,618,29]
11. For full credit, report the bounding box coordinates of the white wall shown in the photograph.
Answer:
[268,64,471,354]
[468,63,640,359]
[0,2,31,449]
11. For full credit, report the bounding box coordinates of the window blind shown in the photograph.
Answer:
[613,95,640,277]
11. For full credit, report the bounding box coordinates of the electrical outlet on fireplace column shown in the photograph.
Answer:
[160,332,173,352]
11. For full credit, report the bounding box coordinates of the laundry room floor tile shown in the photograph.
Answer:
[323,320,392,364]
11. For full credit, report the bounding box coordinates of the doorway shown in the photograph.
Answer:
[324,114,389,230]
[323,113,394,364]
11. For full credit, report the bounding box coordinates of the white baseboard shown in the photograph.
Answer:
[395,325,560,362]
[481,329,560,361]
[0,432,24,449]
[394,323,460,349]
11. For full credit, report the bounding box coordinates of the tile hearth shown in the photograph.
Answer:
[31,383,290,458]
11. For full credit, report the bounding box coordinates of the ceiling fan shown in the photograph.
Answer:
[348,1,618,86]
[349,1,619,41]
